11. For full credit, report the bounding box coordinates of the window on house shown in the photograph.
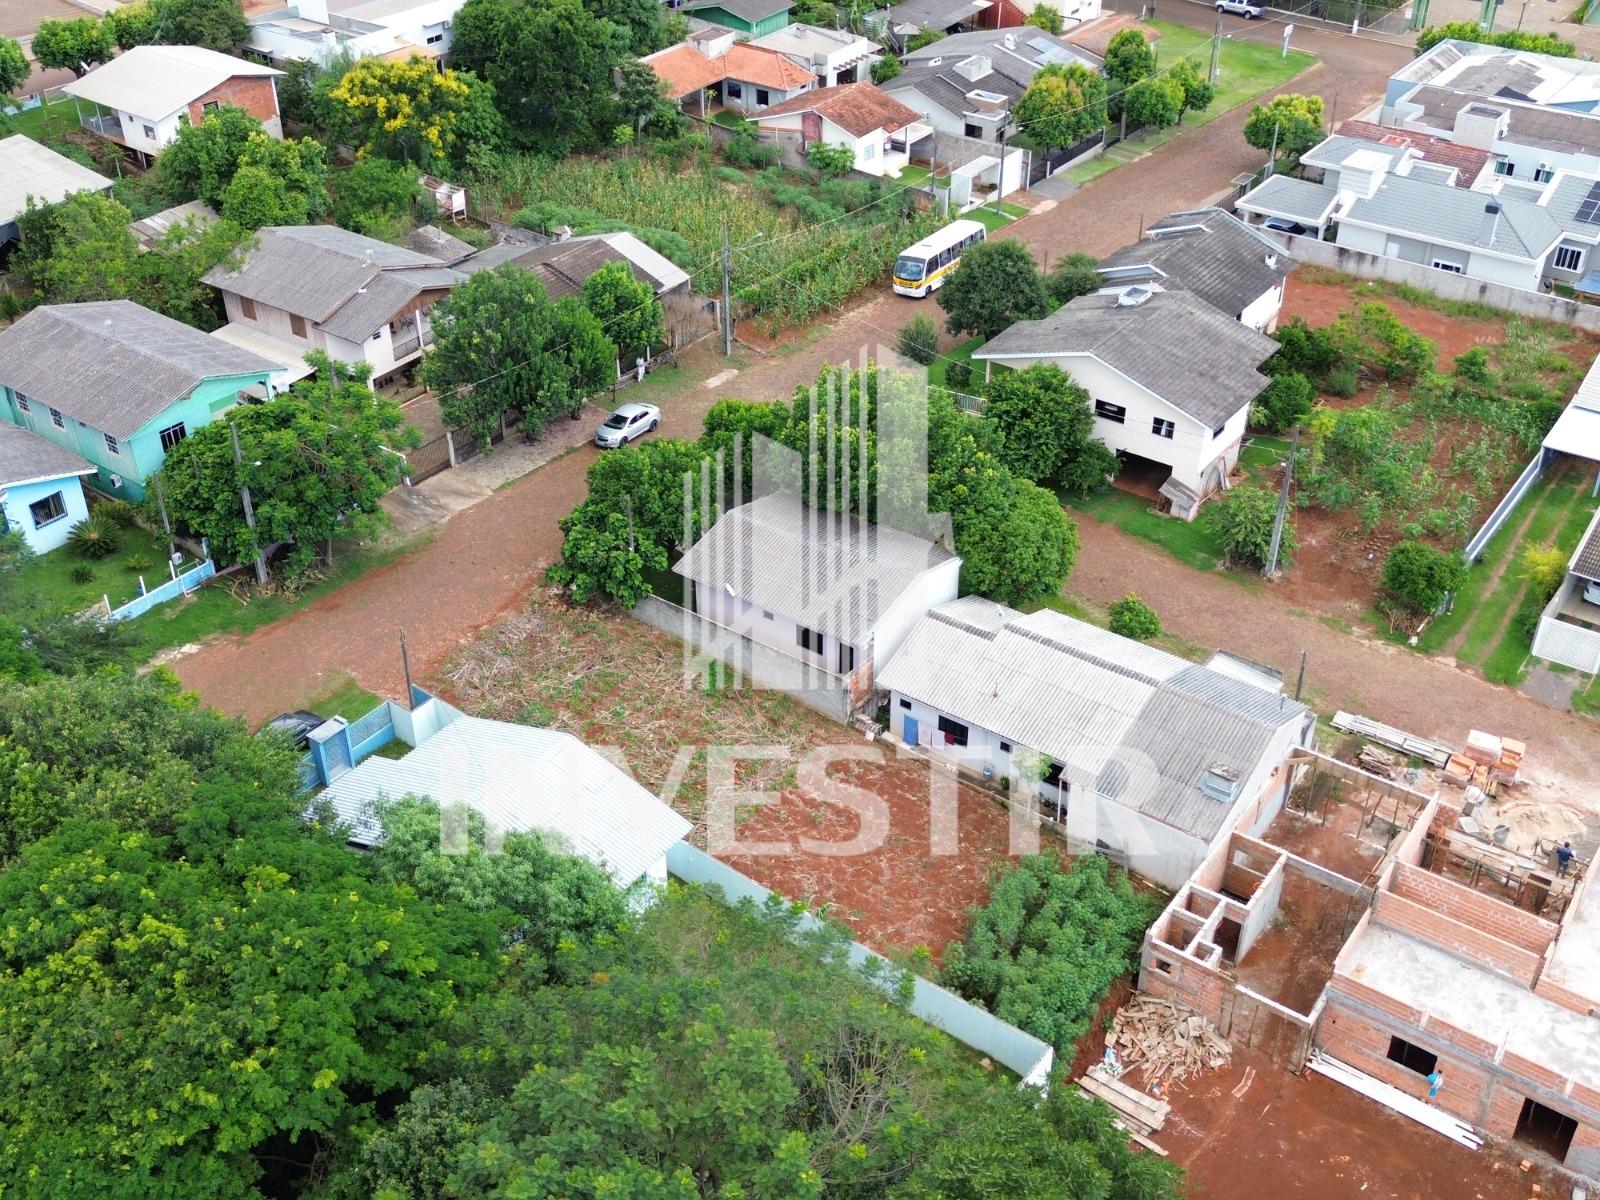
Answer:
[103,433,119,455]
[898,697,911,710]
[239,296,257,320]
[797,625,823,654]
[371,327,384,341]
[999,740,1011,753]
[1431,259,1465,274]
[142,124,156,139]
[1386,1037,1438,1077]
[1213,420,1227,438]
[936,715,969,747]
[837,643,855,673]
[49,407,64,429]
[1094,399,1126,424]
[202,100,220,115]
[726,81,743,98]
[1151,417,1175,439]
[158,422,188,452]
[761,609,773,619]
[14,395,28,413]
[1555,245,1584,272]
[1514,1098,1578,1160]
[964,122,983,138]
[28,491,66,528]
[756,88,770,106]
[290,314,308,338]
[1534,163,1553,183]
[425,31,444,43]
[1494,159,1515,176]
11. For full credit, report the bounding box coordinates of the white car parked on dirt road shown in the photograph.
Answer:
[595,402,661,448]
[1216,0,1264,16]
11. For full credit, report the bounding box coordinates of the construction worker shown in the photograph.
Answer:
[1557,842,1575,877]
[1426,1068,1445,1103]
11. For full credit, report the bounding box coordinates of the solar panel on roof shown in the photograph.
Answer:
[1026,35,1054,52]
[1576,180,1600,224]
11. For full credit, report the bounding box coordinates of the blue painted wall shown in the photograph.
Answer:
[0,472,91,553]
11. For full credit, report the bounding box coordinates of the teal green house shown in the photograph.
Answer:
[682,0,792,36]
[0,300,279,502]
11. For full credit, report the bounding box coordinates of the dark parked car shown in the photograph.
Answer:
[259,710,324,749]
[1262,216,1312,237]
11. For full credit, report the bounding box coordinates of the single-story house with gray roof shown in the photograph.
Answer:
[0,134,112,248]
[973,286,1278,519]
[0,424,97,554]
[877,596,1313,889]
[673,491,960,680]
[203,224,465,383]
[0,300,280,501]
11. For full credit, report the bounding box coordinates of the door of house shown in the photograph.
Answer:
[903,715,918,747]
[801,111,822,146]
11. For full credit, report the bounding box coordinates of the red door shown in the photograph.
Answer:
[801,110,821,146]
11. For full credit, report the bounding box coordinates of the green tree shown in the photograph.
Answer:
[330,155,422,233]
[1023,2,1063,32]
[871,54,903,84]
[151,0,248,50]
[1243,92,1326,160]
[152,358,413,571]
[326,55,504,168]
[1108,592,1161,641]
[548,507,670,604]
[1205,484,1292,570]
[451,0,630,155]
[1168,57,1215,122]
[137,213,250,329]
[1043,250,1102,305]
[981,362,1109,487]
[104,1,158,48]
[157,104,265,207]
[30,17,113,75]
[1252,371,1315,433]
[0,36,29,94]
[1382,540,1465,614]
[1124,74,1183,132]
[10,190,142,304]
[217,134,328,227]
[806,139,857,176]
[614,57,674,133]
[984,478,1081,607]
[1521,543,1568,603]
[1103,26,1153,118]
[581,257,665,361]
[424,265,616,446]
[1013,62,1107,149]
[937,238,1049,339]
[1415,22,1575,56]
[898,313,939,365]
[586,0,671,53]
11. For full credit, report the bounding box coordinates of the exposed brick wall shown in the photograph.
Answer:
[1372,889,1542,986]
[1327,974,1427,1027]
[1483,1086,1525,1140]
[190,77,281,129]
[1535,966,1600,1017]
[1392,862,1557,956]
[1569,1120,1600,1175]
[1316,1003,1490,1123]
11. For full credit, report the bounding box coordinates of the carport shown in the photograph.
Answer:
[1542,376,1600,496]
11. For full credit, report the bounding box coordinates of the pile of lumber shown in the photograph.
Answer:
[1331,712,1451,767]
[1107,995,1231,1085]
[1078,1063,1170,1154]
[1357,744,1401,778]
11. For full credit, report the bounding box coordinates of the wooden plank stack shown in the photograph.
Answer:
[1107,995,1231,1086]
[1330,712,1451,767]
[1357,744,1400,779]
[1079,1063,1170,1143]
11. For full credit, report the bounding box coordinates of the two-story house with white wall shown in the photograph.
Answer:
[673,492,960,679]
[247,0,463,65]
[878,596,1313,890]
[973,286,1277,520]
[749,23,882,88]
[61,46,283,163]
[203,225,464,385]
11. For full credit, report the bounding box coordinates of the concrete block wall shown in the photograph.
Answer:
[1317,1000,1493,1119]
[1392,862,1558,956]
[1372,888,1544,987]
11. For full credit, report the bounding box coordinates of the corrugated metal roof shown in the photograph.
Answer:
[319,715,691,886]
[458,232,688,297]
[974,289,1277,426]
[0,135,112,225]
[1097,208,1292,321]
[62,45,280,120]
[0,423,95,487]
[674,493,958,648]
[1571,507,1600,580]
[877,602,1305,840]
[0,300,278,438]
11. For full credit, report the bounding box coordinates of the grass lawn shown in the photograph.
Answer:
[965,203,1029,232]
[895,164,936,188]
[0,98,82,144]
[1065,23,1314,184]
[1060,485,1226,573]
[1573,673,1600,717]
[927,334,984,388]
[305,673,384,722]
[711,111,748,129]
[6,524,178,617]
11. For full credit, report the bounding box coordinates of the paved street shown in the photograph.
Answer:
[161,23,1600,790]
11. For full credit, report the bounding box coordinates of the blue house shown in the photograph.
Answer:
[0,300,280,501]
[0,424,96,554]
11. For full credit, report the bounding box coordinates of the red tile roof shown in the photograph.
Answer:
[749,81,922,137]
[643,41,813,100]
[1338,119,1494,189]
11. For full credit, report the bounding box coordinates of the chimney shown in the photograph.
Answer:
[1264,252,1278,270]
[1002,32,1016,49]
[1482,201,1501,245]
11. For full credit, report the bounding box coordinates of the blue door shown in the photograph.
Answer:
[902,715,918,747]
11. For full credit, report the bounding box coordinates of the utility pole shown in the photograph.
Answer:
[400,629,414,709]
[721,223,733,356]
[1294,649,1308,702]
[1326,90,1339,135]
[230,420,269,584]
[1209,19,1223,87]
[993,120,1008,216]
[1264,119,1280,180]
[1264,427,1298,579]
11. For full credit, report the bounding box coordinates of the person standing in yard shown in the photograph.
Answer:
[1557,842,1575,876]
[1426,1069,1445,1103]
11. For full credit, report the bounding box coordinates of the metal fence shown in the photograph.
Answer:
[1463,454,1546,562]
[405,409,522,484]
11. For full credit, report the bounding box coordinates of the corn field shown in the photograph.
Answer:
[466,153,940,330]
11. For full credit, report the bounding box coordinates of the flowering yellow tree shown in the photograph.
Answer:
[326,55,499,169]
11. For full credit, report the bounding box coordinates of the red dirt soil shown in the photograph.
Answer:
[1159,1046,1571,1200]
[1281,278,1519,368]
[718,755,1034,956]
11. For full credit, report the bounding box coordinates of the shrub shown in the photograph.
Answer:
[870,55,902,84]
[93,498,141,528]
[1452,345,1493,388]
[805,140,856,177]
[66,514,120,558]
[1381,540,1465,614]
[898,314,939,365]
[69,564,96,584]
[1043,251,1102,305]
[1108,593,1161,641]
[124,553,154,572]
[1205,485,1292,570]
[941,854,1159,1052]
[1252,371,1315,434]
[944,359,973,389]
[1266,316,1337,378]
[1521,543,1568,604]
[1325,362,1360,398]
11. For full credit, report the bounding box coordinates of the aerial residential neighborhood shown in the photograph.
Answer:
[3,0,1600,1196]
